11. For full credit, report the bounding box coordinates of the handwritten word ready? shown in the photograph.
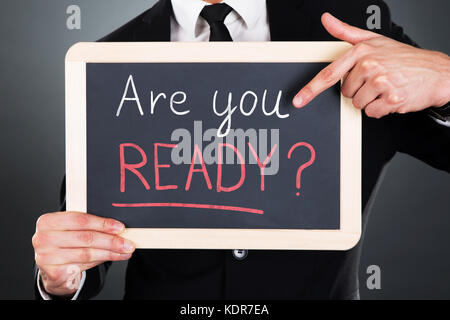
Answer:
[119,141,315,196]
[119,142,275,193]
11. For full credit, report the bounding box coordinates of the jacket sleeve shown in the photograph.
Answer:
[385,112,450,173]
[383,9,450,173]
[34,177,112,300]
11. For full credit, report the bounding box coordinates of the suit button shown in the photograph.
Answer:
[232,249,248,260]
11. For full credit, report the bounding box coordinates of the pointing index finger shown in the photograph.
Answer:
[293,46,359,109]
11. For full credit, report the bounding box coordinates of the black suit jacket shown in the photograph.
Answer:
[35,0,450,300]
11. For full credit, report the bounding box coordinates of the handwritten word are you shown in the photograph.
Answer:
[115,75,290,137]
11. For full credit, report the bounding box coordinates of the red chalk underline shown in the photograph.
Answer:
[112,202,264,215]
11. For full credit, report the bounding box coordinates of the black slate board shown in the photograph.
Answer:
[86,62,340,229]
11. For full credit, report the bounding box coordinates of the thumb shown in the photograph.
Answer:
[321,12,381,44]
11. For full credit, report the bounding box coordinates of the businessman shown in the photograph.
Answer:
[33,0,450,300]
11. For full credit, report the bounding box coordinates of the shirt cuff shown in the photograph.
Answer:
[428,103,450,126]
[37,269,86,300]
[431,116,450,128]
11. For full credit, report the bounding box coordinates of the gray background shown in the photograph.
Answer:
[0,0,448,300]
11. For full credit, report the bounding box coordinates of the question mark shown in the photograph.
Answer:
[287,142,316,197]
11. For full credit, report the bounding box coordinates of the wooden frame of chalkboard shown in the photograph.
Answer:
[66,42,361,250]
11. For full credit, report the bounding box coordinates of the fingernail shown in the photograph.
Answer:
[120,253,132,260]
[293,95,303,108]
[123,240,135,253]
[113,222,125,233]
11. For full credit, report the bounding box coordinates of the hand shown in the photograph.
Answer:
[293,13,450,118]
[32,211,135,297]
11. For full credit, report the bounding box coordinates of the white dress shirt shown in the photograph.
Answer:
[38,0,270,300]
[170,0,270,42]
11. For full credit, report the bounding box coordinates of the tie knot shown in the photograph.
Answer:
[200,3,233,24]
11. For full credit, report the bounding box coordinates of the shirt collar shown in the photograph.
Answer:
[171,0,266,38]
[225,0,265,29]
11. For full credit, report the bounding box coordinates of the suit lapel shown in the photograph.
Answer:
[134,0,172,41]
[267,0,312,41]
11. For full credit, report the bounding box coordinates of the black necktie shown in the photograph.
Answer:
[200,3,233,41]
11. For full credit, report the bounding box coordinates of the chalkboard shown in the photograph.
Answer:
[66,42,361,250]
